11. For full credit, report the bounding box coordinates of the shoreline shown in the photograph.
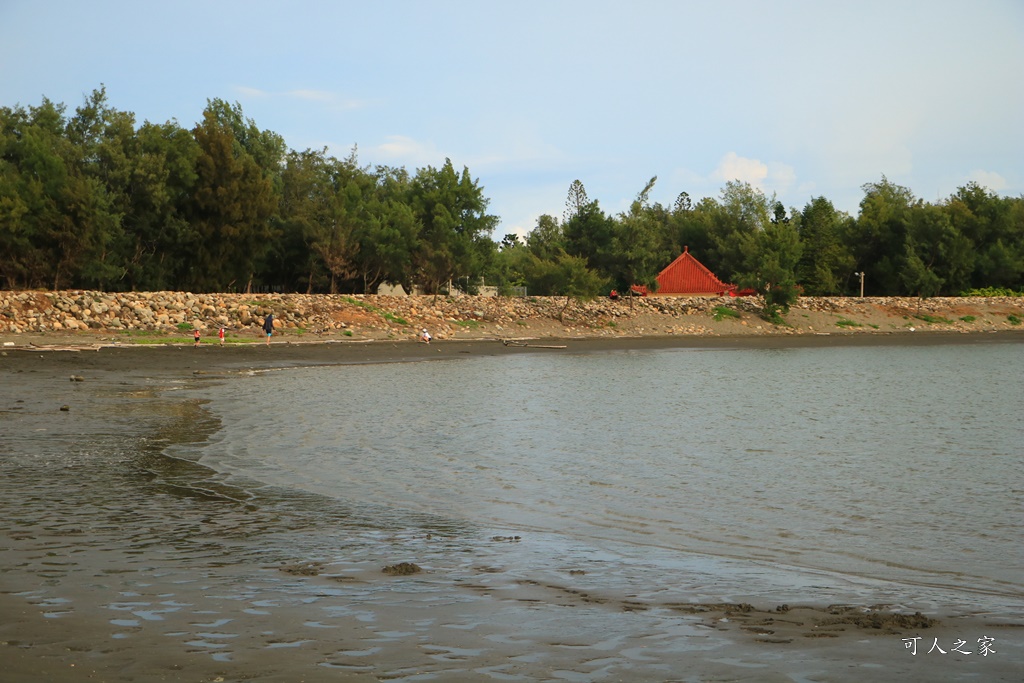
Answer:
[1,330,1022,387]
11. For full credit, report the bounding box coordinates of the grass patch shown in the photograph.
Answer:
[606,321,618,328]
[454,319,482,329]
[1009,314,1022,325]
[959,315,976,323]
[762,310,788,326]
[914,314,954,324]
[343,329,353,337]
[835,318,863,328]
[712,305,741,321]
[176,322,193,331]
[341,296,409,326]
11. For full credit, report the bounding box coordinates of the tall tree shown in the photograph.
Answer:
[563,179,590,224]
[0,101,68,288]
[902,202,973,296]
[123,119,199,290]
[562,192,616,276]
[409,159,497,295]
[795,197,855,295]
[186,110,277,291]
[355,165,419,293]
[609,176,669,293]
[707,180,773,281]
[854,176,915,295]
[526,214,565,260]
[737,204,803,317]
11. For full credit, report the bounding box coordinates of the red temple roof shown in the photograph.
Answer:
[654,247,735,295]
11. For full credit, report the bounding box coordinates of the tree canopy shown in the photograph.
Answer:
[2,88,1022,299]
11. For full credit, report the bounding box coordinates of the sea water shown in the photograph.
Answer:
[179,340,1023,617]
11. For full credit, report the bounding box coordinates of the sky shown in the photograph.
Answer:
[2,0,1022,239]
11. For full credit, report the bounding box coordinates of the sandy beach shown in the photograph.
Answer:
[2,329,1023,682]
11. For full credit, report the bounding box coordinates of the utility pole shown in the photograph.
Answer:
[854,271,865,298]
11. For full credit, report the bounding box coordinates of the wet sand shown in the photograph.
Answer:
[2,334,1022,682]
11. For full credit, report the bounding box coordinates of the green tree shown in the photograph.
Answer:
[526,214,565,260]
[0,101,68,288]
[609,176,669,294]
[945,183,1024,290]
[356,166,420,293]
[186,110,277,291]
[486,232,530,295]
[409,159,497,295]
[853,176,915,295]
[908,202,974,295]
[900,237,944,297]
[795,197,855,295]
[738,209,803,318]
[561,178,624,278]
[122,119,200,289]
[707,181,773,281]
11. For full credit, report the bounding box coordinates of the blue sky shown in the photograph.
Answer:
[2,0,1022,239]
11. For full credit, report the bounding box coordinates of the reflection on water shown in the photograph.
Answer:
[184,342,1023,615]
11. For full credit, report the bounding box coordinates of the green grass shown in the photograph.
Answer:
[454,319,482,329]
[1009,314,1022,325]
[835,318,863,328]
[959,315,976,323]
[176,322,193,331]
[762,310,788,326]
[914,314,954,324]
[343,330,353,337]
[341,296,409,326]
[712,305,741,321]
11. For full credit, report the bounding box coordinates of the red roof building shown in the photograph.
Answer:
[654,247,735,295]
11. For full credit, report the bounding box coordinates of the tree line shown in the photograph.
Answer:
[2,88,1022,305]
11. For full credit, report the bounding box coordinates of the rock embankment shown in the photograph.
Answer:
[1,290,1022,342]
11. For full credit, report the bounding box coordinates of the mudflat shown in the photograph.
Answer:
[2,333,1022,682]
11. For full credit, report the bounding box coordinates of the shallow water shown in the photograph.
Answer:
[183,342,1024,618]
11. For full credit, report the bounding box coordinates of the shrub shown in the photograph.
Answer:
[914,314,953,324]
[713,306,741,321]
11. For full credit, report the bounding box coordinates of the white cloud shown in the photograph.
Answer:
[965,170,1007,191]
[710,153,797,197]
[712,152,768,187]
[231,85,367,110]
[369,135,446,168]
[233,85,269,98]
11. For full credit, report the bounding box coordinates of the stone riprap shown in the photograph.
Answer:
[1,290,1022,341]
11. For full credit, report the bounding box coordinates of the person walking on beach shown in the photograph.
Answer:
[218,327,225,345]
[193,329,201,348]
[419,328,432,343]
[263,314,274,345]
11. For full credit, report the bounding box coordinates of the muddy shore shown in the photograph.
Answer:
[2,330,1022,682]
